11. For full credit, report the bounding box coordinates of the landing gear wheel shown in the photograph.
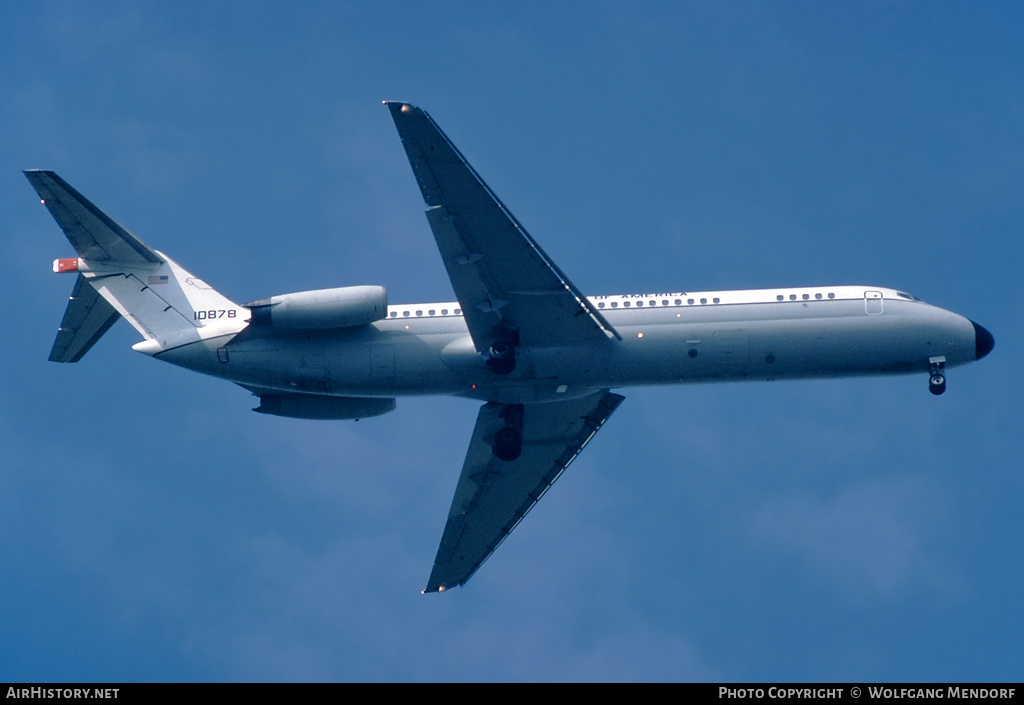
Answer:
[486,341,516,375]
[492,426,522,462]
[928,357,947,396]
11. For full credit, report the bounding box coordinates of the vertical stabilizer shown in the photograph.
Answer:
[27,170,247,358]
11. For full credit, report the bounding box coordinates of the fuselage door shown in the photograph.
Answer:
[864,290,884,315]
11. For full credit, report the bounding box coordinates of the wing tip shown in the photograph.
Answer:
[383,101,421,117]
[23,169,54,189]
[24,168,57,179]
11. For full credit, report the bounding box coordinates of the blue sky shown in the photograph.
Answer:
[2,1,1020,682]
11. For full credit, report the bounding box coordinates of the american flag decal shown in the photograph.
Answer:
[148,275,169,285]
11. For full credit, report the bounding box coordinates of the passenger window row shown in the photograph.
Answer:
[388,308,463,318]
[386,291,841,320]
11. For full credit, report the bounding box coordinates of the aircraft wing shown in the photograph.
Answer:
[49,274,121,362]
[425,391,625,592]
[386,102,620,350]
[24,170,163,265]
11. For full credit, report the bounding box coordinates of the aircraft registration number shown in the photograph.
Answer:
[194,309,237,320]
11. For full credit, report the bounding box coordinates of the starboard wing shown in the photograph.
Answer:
[385,102,619,350]
[425,391,625,592]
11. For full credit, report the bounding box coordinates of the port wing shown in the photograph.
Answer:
[425,391,624,592]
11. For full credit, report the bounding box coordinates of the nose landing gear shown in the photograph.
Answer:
[929,356,946,396]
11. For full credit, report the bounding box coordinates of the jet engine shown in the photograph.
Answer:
[245,285,387,330]
[254,393,396,420]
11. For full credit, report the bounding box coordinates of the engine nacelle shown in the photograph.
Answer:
[254,394,396,420]
[246,285,387,330]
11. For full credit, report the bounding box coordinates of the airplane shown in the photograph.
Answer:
[26,101,995,593]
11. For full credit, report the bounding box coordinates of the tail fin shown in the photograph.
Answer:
[26,170,247,358]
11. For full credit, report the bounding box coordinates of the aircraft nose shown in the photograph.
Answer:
[971,320,995,360]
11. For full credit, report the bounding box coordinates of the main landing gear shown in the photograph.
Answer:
[929,356,946,396]
[486,331,524,460]
[491,403,524,462]
[486,340,516,375]
[486,329,520,376]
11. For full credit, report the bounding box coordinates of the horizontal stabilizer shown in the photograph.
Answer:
[28,171,247,352]
[49,274,122,362]
[24,170,163,265]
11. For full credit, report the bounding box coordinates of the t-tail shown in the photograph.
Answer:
[25,170,247,362]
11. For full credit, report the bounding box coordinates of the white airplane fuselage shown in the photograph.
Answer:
[151,284,982,404]
[28,100,994,591]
